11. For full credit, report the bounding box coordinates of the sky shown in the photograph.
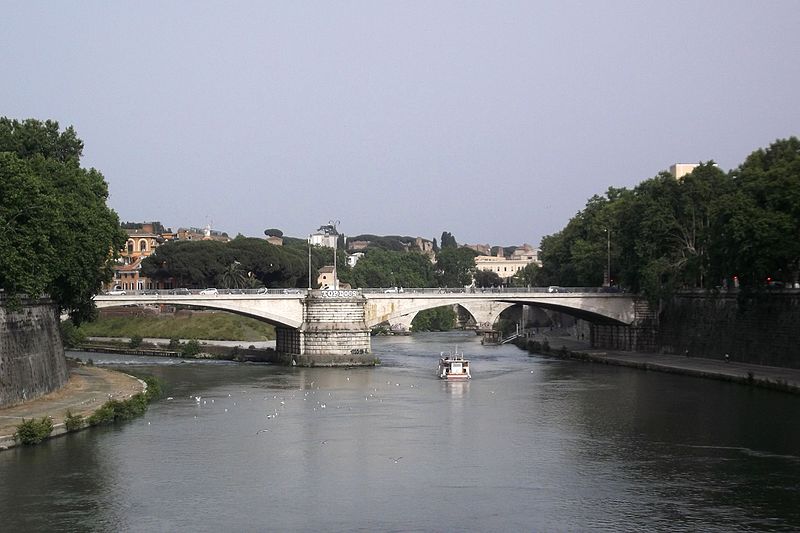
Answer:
[3,2,798,247]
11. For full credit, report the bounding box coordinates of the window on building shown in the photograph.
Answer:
[139,240,147,252]
[127,241,134,254]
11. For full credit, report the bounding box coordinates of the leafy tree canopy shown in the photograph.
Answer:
[142,237,317,289]
[351,248,435,288]
[535,137,800,299]
[0,118,125,323]
[440,231,458,249]
[436,247,477,287]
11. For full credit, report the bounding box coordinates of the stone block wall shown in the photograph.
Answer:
[301,293,370,357]
[590,299,659,352]
[0,297,68,407]
[658,291,800,368]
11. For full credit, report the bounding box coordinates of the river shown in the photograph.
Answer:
[1,331,799,532]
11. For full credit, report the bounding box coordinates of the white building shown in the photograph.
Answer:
[474,245,541,281]
[669,163,699,179]
[310,224,340,248]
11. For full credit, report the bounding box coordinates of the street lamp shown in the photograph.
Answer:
[604,228,611,287]
[329,219,340,290]
[307,235,312,289]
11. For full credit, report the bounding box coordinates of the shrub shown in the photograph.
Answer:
[129,335,143,348]
[64,410,84,431]
[15,417,54,445]
[60,320,86,348]
[142,375,164,401]
[168,337,182,349]
[182,339,201,357]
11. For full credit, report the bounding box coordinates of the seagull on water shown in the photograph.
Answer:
[256,428,270,435]
[390,457,402,463]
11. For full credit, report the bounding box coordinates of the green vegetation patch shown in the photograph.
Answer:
[412,306,456,331]
[87,375,163,426]
[15,417,54,445]
[78,312,275,341]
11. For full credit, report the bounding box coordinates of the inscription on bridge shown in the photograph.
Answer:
[312,290,362,299]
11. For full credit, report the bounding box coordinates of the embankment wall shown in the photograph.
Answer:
[657,291,800,368]
[0,297,68,407]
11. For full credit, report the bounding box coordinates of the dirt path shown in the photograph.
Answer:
[0,365,145,445]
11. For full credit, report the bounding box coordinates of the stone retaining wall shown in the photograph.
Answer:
[0,297,68,407]
[658,291,800,368]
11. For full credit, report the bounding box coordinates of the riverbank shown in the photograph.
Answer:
[78,337,278,362]
[0,363,146,450]
[521,333,800,394]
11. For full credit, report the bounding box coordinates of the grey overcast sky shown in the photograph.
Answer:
[3,2,798,247]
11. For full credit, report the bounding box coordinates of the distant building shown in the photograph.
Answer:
[310,224,341,249]
[176,224,230,242]
[464,243,491,255]
[347,252,365,268]
[317,266,335,289]
[108,222,176,292]
[347,240,370,252]
[474,244,541,281]
[669,163,699,179]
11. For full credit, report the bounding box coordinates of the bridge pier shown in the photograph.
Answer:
[590,300,659,352]
[278,290,374,367]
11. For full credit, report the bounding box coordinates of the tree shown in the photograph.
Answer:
[0,118,125,323]
[350,249,436,288]
[511,263,542,287]
[435,247,477,287]
[440,231,458,249]
[474,269,502,288]
[264,228,283,238]
[142,237,318,289]
[220,261,247,289]
[713,137,800,287]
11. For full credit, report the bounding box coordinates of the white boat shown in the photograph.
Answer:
[437,349,471,380]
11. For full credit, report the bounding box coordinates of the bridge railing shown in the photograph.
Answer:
[360,286,616,294]
[100,288,309,296]
[100,286,622,298]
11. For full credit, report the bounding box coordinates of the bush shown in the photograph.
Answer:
[182,339,201,357]
[87,394,148,426]
[168,337,182,349]
[129,335,143,348]
[64,410,84,431]
[142,375,164,401]
[15,417,54,445]
[86,375,163,427]
[60,320,86,348]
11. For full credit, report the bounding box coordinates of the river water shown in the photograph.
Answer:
[1,331,799,532]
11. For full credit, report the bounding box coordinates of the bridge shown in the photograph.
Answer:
[94,287,643,365]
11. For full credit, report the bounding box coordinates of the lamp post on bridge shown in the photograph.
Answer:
[307,235,312,290]
[604,228,611,287]
[329,219,340,290]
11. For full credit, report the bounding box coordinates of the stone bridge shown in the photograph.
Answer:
[93,288,639,365]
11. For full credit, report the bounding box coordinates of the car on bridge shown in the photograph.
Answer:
[107,288,126,295]
[199,288,219,295]
[169,288,191,295]
[547,286,563,293]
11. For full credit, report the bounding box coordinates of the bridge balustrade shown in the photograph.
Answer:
[103,286,620,298]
